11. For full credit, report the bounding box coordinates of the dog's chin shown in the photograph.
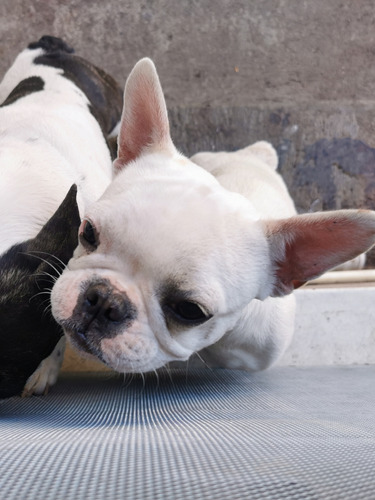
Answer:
[63,326,182,374]
[99,347,176,375]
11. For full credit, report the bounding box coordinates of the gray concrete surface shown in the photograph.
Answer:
[2,0,375,258]
[280,285,375,366]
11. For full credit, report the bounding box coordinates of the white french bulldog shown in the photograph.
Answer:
[51,58,375,374]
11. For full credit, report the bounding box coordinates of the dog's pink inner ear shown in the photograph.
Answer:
[265,210,375,297]
[114,58,174,172]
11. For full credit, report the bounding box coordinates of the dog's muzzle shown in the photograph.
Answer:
[63,279,137,353]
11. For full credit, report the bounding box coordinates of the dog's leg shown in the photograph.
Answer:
[22,337,66,397]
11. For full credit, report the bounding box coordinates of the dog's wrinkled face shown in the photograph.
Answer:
[0,186,80,398]
[51,58,270,373]
[51,156,268,373]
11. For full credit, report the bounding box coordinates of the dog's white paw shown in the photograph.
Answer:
[22,337,66,397]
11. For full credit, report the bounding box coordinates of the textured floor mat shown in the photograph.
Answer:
[1,366,375,499]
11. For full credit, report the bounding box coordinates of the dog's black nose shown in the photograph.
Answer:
[83,282,132,324]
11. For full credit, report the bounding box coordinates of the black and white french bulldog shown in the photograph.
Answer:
[51,58,375,374]
[0,36,123,398]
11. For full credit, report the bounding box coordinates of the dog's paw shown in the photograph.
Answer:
[22,337,66,397]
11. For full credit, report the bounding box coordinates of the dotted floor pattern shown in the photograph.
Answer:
[1,366,375,500]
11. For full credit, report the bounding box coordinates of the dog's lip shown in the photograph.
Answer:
[74,329,90,348]
[60,320,101,358]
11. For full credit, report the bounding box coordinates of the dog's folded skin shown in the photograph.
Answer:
[0,36,123,398]
[51,58,375,375]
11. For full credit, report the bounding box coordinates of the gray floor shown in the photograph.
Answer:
[1,366,375,499]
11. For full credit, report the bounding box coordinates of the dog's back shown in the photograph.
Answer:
[191,141,296,221]
[0,36,122,253]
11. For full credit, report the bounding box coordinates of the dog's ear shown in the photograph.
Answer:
[114,58,175,173]
[26,185,81,273]
[244,141,278,170]
[262,210,375,297]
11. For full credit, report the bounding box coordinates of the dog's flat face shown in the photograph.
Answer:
[52,58,375,374]
[52,153,269,372]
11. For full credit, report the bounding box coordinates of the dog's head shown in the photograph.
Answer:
[0,186,80,398]
[51,59,375,374]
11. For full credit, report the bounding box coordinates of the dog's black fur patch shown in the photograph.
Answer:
[1,76,44,108]
[28,35,74,54]
[30,36,123,148]
[0,185,80,398]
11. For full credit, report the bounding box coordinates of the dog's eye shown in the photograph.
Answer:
[165,300,211,324]
[79,219,98,250]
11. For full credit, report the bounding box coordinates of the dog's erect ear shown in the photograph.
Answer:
[26,184,81,271]
[244,141,278,170]
[263,210,375,297]
[114,58,175,173]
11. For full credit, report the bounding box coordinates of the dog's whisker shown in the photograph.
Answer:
[115,358,121,375]
[27,250,66,270]
[20,252,63,277]
[29,271,60,287]
[123,371,134,389]
[27,250,66,269]
[38,271,59,282]
[163,363,175,386]
[129,372,135,388]
[42,304,53,320]
[138,370,145,392]
[194,351,213,371]
[40,297,52,308]
[153,369,160,390]
[185,357,190,384]
[29,290,51,302]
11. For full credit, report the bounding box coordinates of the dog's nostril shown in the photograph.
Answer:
[104,301,128,322]
[86,289,99,307]
[82,283,134,324]
[105,307,116,321]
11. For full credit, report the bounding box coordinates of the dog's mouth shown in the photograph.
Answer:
[72,329,94,353]
[60,320,105,362]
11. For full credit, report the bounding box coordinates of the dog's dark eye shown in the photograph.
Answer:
[165,300,211,324]
[80,219,98,250]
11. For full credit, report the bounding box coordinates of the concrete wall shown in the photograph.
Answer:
[2,0,375,258]
[281,286,375,366]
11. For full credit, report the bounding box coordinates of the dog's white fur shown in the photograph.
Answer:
[0,45,113,394]
[20,337,65,397]
[51,58,375,374]
[0,47,111,256]
[189,143,297,369]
